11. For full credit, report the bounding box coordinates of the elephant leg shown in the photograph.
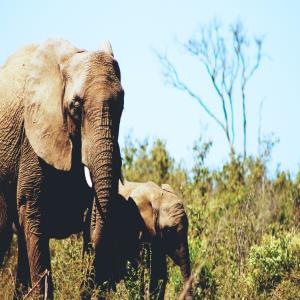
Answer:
[81,208,94,300]
[139,263,145,300]
[138,244,147,300]
[0,192,13,266]
[82,208,93,257]
[25,229,53,299]
[149,243,167,300]
[15,138,53,299]
[14,229,31,300]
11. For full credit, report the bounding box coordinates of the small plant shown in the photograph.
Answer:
[50,236,88,299]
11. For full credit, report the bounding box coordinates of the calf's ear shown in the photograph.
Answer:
[133,193,157,237]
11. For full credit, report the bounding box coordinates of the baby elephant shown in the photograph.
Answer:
[116,180,193,300]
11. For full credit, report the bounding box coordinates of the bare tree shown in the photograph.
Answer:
[157,20,263,159]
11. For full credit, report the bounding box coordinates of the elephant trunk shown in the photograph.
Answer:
[168,234,192,300]
[85,102,121,282]
[91,140,116,247]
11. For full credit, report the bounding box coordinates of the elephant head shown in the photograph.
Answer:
[24,39,123,273]
[158,184,192,299]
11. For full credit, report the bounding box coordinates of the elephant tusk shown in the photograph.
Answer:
[84,166,93,188]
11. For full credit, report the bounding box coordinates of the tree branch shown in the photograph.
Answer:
[185,23,232,145]
[156,19,264,157]
[156,52,229,139]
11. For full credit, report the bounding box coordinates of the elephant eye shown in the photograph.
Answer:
[72,96,82,108]
[70,96,83,121]
[74,100,81,108]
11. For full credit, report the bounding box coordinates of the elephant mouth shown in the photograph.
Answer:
[84,166,93,188]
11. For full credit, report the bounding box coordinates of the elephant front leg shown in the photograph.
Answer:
[25,230,53,299]
[149,243,167,300]
[17,138,53,299]
[14,229,31,300]
[18,195,53,299]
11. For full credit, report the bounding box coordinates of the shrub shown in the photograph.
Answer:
[246,232,300,295]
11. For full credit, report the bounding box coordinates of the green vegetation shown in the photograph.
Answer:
[246,233,300,296]
[1,135,300,299]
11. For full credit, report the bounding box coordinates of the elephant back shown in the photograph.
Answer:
[0,44,38,109]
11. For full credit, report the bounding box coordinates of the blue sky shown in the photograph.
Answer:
[1,0,299,174]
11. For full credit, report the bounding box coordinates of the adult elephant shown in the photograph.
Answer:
[85,180,193,300]
[0,39,124,299]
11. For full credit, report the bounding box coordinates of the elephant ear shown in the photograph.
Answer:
[132,188,157,237]
[24,39,78,171]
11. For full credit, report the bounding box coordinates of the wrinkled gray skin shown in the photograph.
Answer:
[0,39,124,299]
[86,180,193,300]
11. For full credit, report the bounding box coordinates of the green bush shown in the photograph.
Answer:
[122,135,174,185]
[246,232,300,294]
